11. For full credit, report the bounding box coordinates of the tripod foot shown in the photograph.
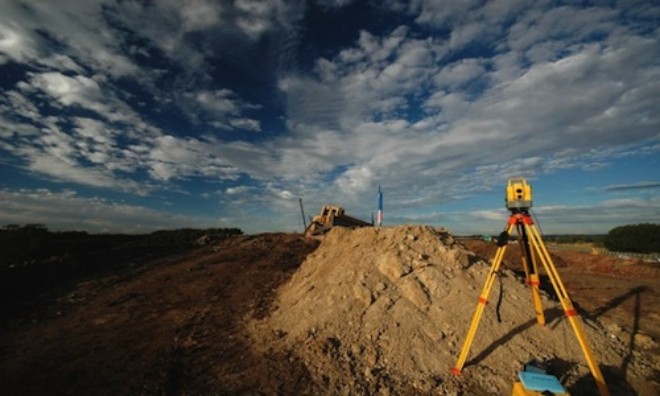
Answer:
[450,367,461,375]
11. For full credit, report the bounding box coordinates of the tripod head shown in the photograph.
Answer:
[506,177,532,212]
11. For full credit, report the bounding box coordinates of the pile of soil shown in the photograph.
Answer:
[2,227,657,395]
[250,226,657,395]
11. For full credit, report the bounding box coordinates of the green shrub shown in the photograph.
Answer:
[604,223,660,253]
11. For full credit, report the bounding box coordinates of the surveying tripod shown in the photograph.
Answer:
[450,178,609,396]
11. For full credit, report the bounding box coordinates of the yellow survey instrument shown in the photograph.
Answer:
[506,177,533,210]
[451,177,609,396]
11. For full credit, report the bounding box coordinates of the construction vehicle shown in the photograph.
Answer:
[304,205,372,237]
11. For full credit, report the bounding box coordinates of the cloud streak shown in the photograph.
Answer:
[605,182,660,192]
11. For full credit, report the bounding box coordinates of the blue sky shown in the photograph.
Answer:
[0,0,658,235]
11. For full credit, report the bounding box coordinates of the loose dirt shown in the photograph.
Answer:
[250,226,659,395]
[1,226,658,395]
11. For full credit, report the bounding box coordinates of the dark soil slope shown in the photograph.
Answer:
[0,233,318,395]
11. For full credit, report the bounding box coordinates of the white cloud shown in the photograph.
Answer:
[274,188,294,200]
[604,182,660,192]
[226,186,251,195]
[233,0,298,39]
[449,21,492,49]
[262,2,660,224]
[529,196,660,233]
[417,194,660,235]
[0,188,218,233]
[0,20,37,64]
[433,58,488,89]
[229,118,261,132]
[2,90,40,122]
[0,0,658,235]
[3,82,250,190]
[145,135,246,182]
[29,72,102,107]
[195,89,239,114]
[27,154,149,195]
[336,166,373,194]
[180,0,223,32]
[0,1,139,77]
[39,54,85,74]
[410,0,483,27]
[280,26,444,133]
[506,6,617,53]
[189,89,263,130]
[24,71,149,125]
[73,117,114,145]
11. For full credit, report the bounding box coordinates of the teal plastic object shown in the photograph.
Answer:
[518,371,566,394]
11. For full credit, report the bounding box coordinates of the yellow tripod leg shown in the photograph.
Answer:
[518,232,545,326]
[525,223,609,396]
[452,223,515,374]
[529,273,545,326]
[526,230,545,326]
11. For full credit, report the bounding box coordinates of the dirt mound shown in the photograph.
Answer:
[2,228,657,395]
[250,226,657,395]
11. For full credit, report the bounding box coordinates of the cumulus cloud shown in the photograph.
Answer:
[433,58,488,89]
[0,0,658,234]
[226,186,251,195]
[263,1,660,225]
[29,72,103,107]
[0,188,219,233]
[191,89,262,130]
[0,1,139,77]
[179,0,223,32]
[195,89,240,114]
[0,19,38,64]
[229,118,261,132]
[22,71,152,126]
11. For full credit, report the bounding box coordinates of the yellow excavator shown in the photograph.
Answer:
[304,205,372,237]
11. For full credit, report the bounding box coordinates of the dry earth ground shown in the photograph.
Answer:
[0,227,658,395]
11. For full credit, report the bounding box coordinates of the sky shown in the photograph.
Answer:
[0,0,658,236]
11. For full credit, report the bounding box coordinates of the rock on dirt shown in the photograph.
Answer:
[250,225,658,395]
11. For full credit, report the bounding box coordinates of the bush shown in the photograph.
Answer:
[603,223,660,253]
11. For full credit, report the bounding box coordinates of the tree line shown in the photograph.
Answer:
[465,223,659,255]
[0,224,243,320]
[518,223,659,254]
[0,224,242,266]
[603,223,660,254]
